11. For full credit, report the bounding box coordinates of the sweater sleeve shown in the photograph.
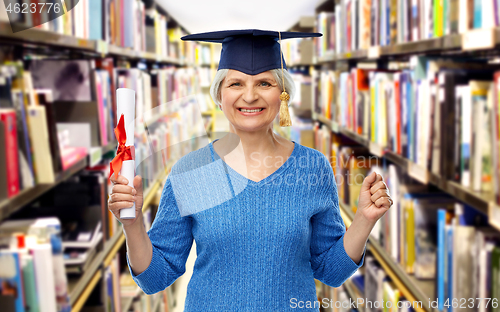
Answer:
[126,175,194,295]
[310,155,366,288]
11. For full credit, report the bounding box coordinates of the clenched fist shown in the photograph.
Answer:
[356,171,393,223]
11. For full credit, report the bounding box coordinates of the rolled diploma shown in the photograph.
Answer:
[116,88,136,219]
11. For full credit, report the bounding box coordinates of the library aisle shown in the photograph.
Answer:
[1,0,500,312]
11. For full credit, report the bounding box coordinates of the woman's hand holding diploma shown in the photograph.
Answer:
[108,174,153,276]
[108,174,144,228]
[342,172,393,264]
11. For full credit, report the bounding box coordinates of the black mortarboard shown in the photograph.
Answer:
[180,29,322,75]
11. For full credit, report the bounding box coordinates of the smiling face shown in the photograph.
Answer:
[220,69,282,132]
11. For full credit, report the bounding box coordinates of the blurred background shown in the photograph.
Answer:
[0,0,499,312]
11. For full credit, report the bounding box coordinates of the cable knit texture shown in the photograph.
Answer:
[126,139,366,311]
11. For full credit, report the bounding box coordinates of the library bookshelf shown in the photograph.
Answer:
[305,0,500,311]
[0,2,201,312]
[69,162,173,312]
[339,202,431,312]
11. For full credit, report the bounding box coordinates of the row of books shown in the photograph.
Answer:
[282,38,304,66]
[0,0,201,64]
[0,56,209,202]
[316,129,500,312]
[314,131,420,312]
[0,149,171,311]
[318,251,416,312]
[312,56,500,203]
[0,217,73,312]
[364,255,416,312]
[315,0,500,55]
[289,69,313,110]
[0,215,159,312]
[114,66,202,124]
[113,65,208,193]
[198,66,216,89]
[3,0,147,49]
[195,43,222,67]
[165,26,197,64]
[0,59,115,199]
[104,242,168,312]
[362,253,416,312]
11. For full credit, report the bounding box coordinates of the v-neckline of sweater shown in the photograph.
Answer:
[208,138,299,186]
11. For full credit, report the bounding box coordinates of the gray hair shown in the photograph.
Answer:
[209,68,296,108]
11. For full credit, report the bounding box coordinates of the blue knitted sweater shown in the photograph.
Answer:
[126,139,366,311]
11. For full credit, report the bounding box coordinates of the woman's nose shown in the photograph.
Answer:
[241,86,258,103]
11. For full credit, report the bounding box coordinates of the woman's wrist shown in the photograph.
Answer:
[123,212,146,236]
[343,211,376,263]
[352,210,377,233]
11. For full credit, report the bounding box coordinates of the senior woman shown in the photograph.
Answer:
[108,30,393,311]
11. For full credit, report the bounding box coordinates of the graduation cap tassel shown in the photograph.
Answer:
[278,31,292,127]
[279,91,291,127]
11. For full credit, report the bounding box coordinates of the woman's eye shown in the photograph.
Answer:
[260,82,271,87]
[230,82,240,87]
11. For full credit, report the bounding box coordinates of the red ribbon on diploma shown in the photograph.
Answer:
[109,114,132,180]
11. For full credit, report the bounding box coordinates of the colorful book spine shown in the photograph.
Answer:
[0,251,25,312]
[0,109,20,197]
[434,0,444,36]
[447,221,454,311]
[473,0,483,28]
[405,196,415,274]
[437,209,446,311]
[492,246,500,312]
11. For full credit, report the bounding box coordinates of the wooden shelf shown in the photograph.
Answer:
[312,112,340,133]
[0,21,96,51]
[108,44,182,65]
[0,21,184,65]
[69,163,172,312]
[0,141,116,222]
[312,113,493,215]
[315,29,500,63]
[340,203,436,312]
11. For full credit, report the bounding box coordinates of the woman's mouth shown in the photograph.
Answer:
[238,108,264,113]
[237,107,265,116]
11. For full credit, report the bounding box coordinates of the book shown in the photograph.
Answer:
[62,219,102,249]
[437,208,454,311]
[37,90,63,175]
[0,251,25,312]
[365,256,388,312]
[27,105,55,184]
[0,109,20,197]
[413,197,454,279]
